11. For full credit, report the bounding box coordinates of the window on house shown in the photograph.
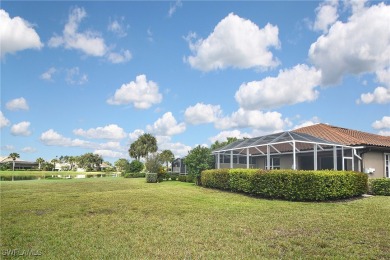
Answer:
[265,157,280,169]
[385,153,389,178]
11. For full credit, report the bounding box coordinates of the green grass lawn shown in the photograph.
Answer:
[1,178,389,259]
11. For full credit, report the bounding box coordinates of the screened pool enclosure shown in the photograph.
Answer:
[212,131,362,171]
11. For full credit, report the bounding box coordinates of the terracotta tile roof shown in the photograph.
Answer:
[293,123,390,148]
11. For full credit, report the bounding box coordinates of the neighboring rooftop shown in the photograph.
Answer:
[293,123,390,148]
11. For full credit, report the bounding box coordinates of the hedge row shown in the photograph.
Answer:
[178,174,195,183]
[201,169,368,201]
[369,178,390,196]
[123,172,146,178]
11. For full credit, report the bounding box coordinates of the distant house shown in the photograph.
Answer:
[212,124,390,178]
[0,157,39,170]
[172,158,187,174]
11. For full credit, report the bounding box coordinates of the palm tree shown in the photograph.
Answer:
[129,141,142,160]
[51,157,59,171]
[9,152,20,171]
[36,157,45,170]
[160,150,175,171]
[129,133,158,160]
[68,156,76,171]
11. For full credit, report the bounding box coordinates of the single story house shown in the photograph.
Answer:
[212,124,390,178]
[0,157,39,170]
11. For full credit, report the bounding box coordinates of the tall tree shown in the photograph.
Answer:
[68,156,77,171]
[129,133,158,160]
[114,158,130,173]
[36,157,45,170]
[9,152,20,171]
[51,158,59,171]
[129,141,143,161]
[184,146,214,185]
[78,153,103,171]
[160,150,175,171]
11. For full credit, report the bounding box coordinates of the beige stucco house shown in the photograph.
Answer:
[213,124,390,178]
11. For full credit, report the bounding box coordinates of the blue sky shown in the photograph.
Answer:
[1,0,390,163]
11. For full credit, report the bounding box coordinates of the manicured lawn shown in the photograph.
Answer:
[1,177,389,259]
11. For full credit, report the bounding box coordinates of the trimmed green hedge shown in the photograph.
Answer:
[123,172,145,178]
[369,178,390,196]
[177,174,195,183]
[201,169,368,201]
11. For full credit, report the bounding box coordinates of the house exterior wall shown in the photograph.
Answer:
[362,151,385,178]
[219,163,256,169]
[280,155,293,169]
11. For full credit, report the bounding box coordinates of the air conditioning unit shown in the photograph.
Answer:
[364,168,375,174]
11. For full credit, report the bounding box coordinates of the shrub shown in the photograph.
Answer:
[169,172,179,181]
[178,175,187,182]
[201,169,368,201]
[145,153,163,174]
[123,172,146,178]
[184,146,214,185]
[202,169,230,190]
[229,169,258,193]
[157,167,167,182]
[146,173,157,183]
[129,160,144,173]
[186,174,195,183]
[369,178,390,196]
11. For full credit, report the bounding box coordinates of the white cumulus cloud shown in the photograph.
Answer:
[376,68,390,87]
[107,74,163,109]
[48,7,132,64]
[40,129,127,158]
[156,135,191,158]
[292,117,321,130]
[235,64,321,110]
[129,129,145,141]
[22,147,37,153]
[186,13,280,72]
[359,68,390,104]
[40,129,89,147]
[209,130,250,144]
[48,7,107,56]
[6,97,29,111]
[107,49,132,64]
[372,116,390,130]
[360,87,390,105]
[313,0,339,33]
[146,112,186,136]
[378,130,390,136]
[215,108,288,131]
[0,9,43,58]
[11,121,32,136]
[94,149,126,159]
[309,2,390,85]
[184,103,222,125]
[40,67,57,81]
[73,124,127,140]
[0,111,10,128]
